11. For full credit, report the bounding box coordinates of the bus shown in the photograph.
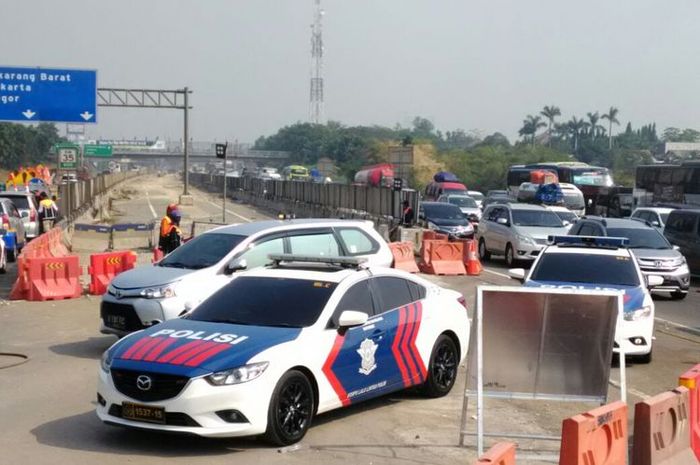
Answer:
[634,161,700,207]
[282,165,310,181]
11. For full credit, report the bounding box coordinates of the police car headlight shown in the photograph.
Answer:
[517,234,536,246]
[206,362,269,386]
[100,351,113,373]
[140,285,176,299]
[624,306,652,321]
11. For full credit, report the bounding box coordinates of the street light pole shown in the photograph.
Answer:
[223,142,228,223]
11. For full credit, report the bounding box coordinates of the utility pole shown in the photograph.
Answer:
[215,142,229,223]
[309,0,324,124]
[183,86,190,197]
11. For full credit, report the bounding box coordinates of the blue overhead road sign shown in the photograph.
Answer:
[0,66,96,123]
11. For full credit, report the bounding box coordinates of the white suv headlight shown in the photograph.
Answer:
[140,285,177,299]
[517,233,536,246]
[624,305,652,321]
[206,362,269,386]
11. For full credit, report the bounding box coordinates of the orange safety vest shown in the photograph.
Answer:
[159,216,173,238]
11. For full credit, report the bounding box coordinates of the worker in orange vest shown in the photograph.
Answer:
[160,209,183,255]
[158,203,179,253]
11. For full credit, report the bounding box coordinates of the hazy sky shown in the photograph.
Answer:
[2,0,699,143]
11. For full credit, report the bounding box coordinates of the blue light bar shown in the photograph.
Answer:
[548,235,629,247]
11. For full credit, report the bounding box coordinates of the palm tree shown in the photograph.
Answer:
[519,115,546,147]
[540,105,561,146]
[601,106,620,149]
[586,112,604,139]
[567,117,586,153]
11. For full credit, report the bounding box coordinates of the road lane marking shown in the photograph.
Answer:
[205,199,252,223]
[482,268,512,280]
[145,191,157,219]
[609,380,651,400]
[654,317,700,335]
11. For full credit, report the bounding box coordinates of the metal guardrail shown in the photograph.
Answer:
[189,173,418,221]
[55,171,140,223]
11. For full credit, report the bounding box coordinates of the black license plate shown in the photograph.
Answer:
[121,402,166,424]
[105,314,126,330]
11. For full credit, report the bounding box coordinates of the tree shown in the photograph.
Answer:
[519,115,546,147]
[540,105,561,147]
[586,112,604,139]
[566,117,586,153]
[601,106,620,149]
[663,127,700,143]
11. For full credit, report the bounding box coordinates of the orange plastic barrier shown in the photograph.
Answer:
[9,257,29,300]
[389,241,419,273]
[419,241,466,275]
[48,228,69,257]
[422,230,448,242]
[419,238,444,267]
[633,386,697,465]
[472,442,516,465]
[559,401,628,465]
[680,364,700,461]
[25,255,82,301]
[88,250,138,295]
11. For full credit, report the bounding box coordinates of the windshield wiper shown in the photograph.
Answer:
[158,262,189,268]
[202,318,253,325]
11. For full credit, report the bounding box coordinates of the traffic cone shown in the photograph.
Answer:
[466,240,482,276]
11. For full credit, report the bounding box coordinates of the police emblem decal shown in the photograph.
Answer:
[357,338,378,375]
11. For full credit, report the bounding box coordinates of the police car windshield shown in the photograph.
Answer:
[606,228,670,249]
[511,210,564,227]
[187,277,337,328]
[531,253,640,287]
[158,233,246,269]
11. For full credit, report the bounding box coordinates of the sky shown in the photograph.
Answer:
[2,0,699,144]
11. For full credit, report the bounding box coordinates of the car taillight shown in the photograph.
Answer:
[1,213,9,228]
[29,210,36,221]
[457,296,467,310]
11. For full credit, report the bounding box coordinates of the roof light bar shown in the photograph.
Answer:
[267,253,368,267]
[548,235,629,247]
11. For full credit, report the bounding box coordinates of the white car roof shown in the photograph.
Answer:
[634,207,674,214]
[205,219,375,237]
[546,205,572,212]
[240,264,413,284]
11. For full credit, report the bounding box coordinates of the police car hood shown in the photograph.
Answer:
[109,318,301,377]
[110,265,192,289]
[523,280,645,313]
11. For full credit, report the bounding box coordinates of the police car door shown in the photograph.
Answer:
[325,278,399,404]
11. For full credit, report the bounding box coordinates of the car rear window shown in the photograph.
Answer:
[0,195,30,210]
[531,253,640,287]
[188,277,337,328]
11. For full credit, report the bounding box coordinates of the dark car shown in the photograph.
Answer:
[418,202,474,238]
[569,217,690,299]
[663,209,700,277]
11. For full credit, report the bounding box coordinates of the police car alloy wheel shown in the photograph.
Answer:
[423,335,458,398]
[265,370,315,446]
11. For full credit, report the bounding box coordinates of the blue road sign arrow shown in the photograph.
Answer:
[0,66,97,124]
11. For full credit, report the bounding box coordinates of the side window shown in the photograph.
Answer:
[577,224,594,235]
[497,208,510,222]
[328,279,374,327]
[338,228,377,255]
[240,237,285,269]
[666,214,694,234]
[289,232,340,257]
[11,205,20,218]
[487,207,500,222]
[407,281,427,301]
[372,276,415,313]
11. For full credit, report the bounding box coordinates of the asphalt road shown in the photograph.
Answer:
[0,173,698,465]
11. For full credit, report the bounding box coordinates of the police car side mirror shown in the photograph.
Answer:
[646,275,664,288]
[508,268,526,282]
[338,310,368,328]
[224,258,247,275]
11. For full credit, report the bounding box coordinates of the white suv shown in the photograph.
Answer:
[100,219,393,337]
[630,207,674,230]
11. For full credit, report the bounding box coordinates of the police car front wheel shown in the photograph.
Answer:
[423,335,458,398]
[265,370,315,446]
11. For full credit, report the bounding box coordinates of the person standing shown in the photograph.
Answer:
[160,209,183,255]
[38,192,58,232]
[158,203,178,251]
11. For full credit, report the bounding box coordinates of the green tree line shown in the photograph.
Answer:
[0,122,62,169]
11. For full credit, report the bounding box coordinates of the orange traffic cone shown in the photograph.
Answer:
[466,240,482,276]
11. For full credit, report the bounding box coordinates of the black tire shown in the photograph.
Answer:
[634,350,653,364]
[422,335,459,398]
[671,291,687,301]
[7,243,16,263]
[478,238,491,261]
[265,370,315,446]
[504,243,516,267]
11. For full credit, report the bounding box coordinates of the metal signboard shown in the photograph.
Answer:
[460,286,625,457]
[0,66,97,123]
[55,143,80,170]
[84,144,113,157]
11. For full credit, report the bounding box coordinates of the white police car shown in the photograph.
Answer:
[97,255,469,444]
[508,236,662,363]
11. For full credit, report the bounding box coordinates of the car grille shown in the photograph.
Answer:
[101,302,145,332]
[637,259,678,272]
[108,404,200,427]
[111,369,190,402]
